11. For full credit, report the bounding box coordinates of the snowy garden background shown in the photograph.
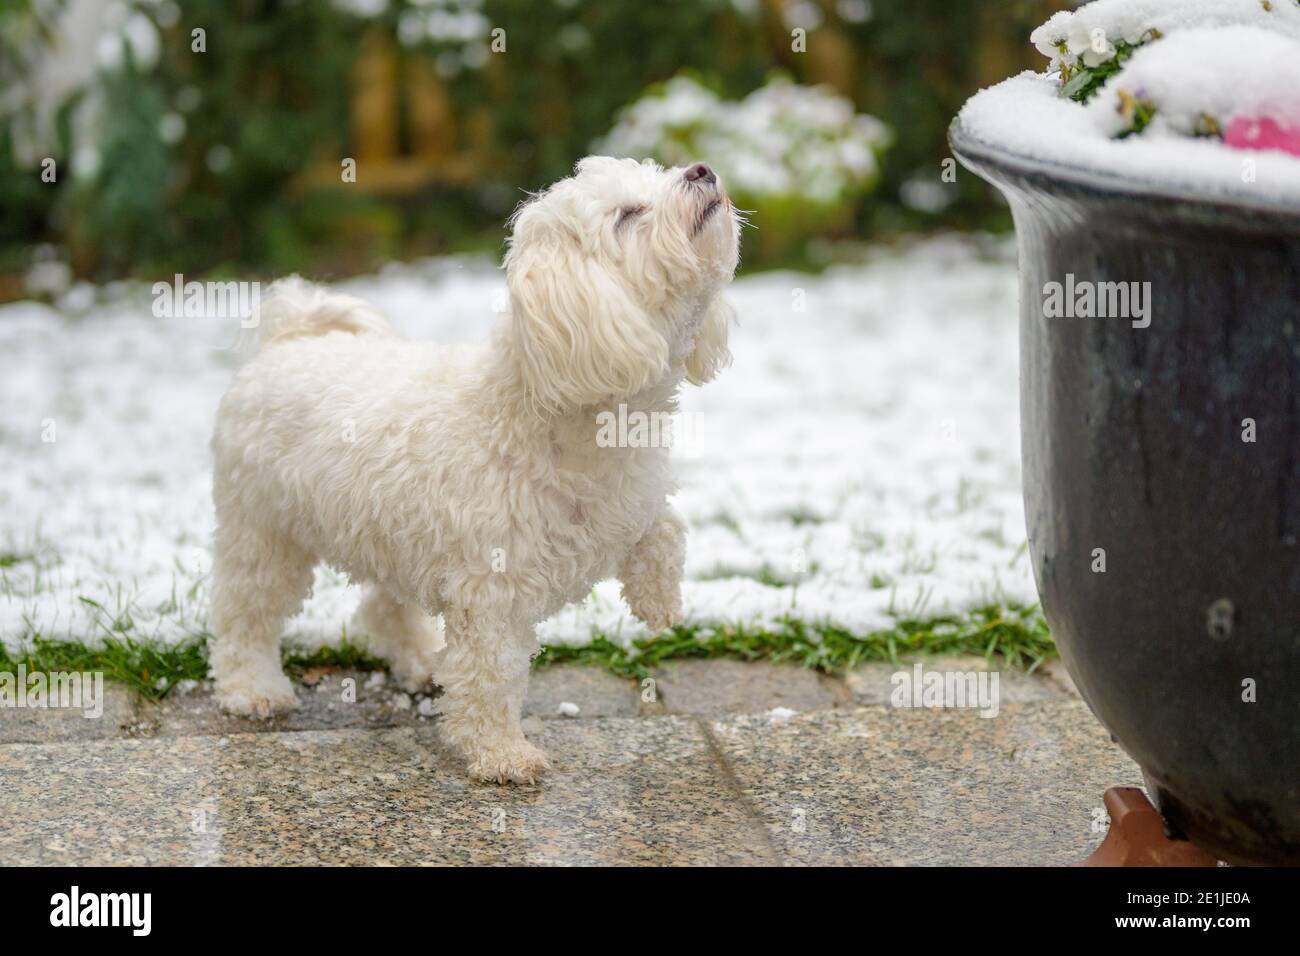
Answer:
[0,237,1035,655]
[0,0,1064,674]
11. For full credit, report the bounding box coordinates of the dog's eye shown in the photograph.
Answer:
[615,204,647,231]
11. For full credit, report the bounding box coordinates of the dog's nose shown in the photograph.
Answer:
[684,163,716,185]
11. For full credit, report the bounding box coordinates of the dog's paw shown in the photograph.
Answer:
[214,673,300,718]
[467,740,551,785]
[387,644,441,693]
[631,599,682,634]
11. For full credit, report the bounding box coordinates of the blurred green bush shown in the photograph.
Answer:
[0,0,1063,287]
[597,74,892,263]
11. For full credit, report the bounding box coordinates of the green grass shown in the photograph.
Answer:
[0,603,1054,700]
[0,633,385,702]
[538,602,1054,681]
[0,635,211,702]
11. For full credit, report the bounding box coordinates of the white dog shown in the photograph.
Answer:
[208,156,740,783]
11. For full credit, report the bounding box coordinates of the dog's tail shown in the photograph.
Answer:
[256,276,396,348]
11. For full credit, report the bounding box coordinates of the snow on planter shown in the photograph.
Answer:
[1088,26,1300,149]
[959,0,1300,203]
[1032,0,1300,102]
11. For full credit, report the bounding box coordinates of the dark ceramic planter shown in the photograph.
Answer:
[950,120,1300,865]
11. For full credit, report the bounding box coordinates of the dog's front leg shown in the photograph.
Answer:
[436,609,548,784]
[618,505,686,633]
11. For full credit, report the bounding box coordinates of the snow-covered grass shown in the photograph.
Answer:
[0,237,1047,691]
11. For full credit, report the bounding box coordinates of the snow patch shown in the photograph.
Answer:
[0,241,1035,653]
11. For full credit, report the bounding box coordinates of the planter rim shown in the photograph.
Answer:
[949,117,1300,222]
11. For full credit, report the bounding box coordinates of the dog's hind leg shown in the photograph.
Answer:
[208,522,314,717]
[436,609,548,784]
[352,585,444,692]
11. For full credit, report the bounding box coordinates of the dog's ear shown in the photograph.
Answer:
[505,240,669,410]
[684,295,734,386]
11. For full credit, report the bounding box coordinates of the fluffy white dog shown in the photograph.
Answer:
[208,156,740,783]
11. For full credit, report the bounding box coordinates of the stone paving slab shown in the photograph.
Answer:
[0,682,144,745]
[1037,659,1083,698]
[0,694,1141,866]
[844,655,1068,707]
[524,666,641,719]
[710,699,1142,866]
[651,659,851,716]
[0,716,777,866]
[0,659,1071,745]
[137,671,433,739]
[0,666,645,746]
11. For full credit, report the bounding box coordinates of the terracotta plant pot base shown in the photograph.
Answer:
[1081,787,1221,867]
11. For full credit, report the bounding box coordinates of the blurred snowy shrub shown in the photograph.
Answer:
[597,75,891,262]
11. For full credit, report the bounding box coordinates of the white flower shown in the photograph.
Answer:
[1081,41,1117,67]
[1030,11,1072,59]
[1033,33,1065,59]
[1065,22,1095,55]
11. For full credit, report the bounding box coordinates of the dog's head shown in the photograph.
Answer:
[503,156,740,411]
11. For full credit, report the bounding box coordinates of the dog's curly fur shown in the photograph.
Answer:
[207,157,740,783]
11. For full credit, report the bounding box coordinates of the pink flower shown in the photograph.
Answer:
[1224,116,1300,157]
